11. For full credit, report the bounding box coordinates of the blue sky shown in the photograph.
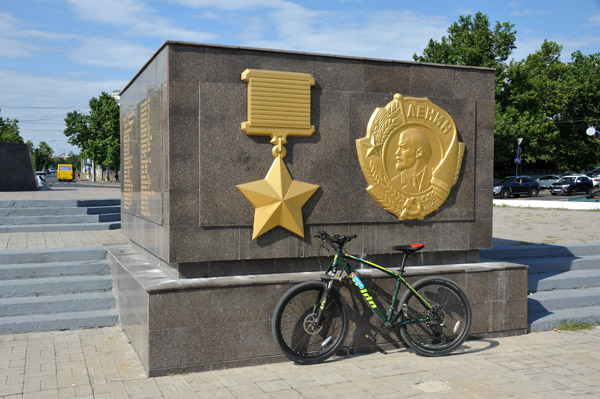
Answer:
[1,0,600,154]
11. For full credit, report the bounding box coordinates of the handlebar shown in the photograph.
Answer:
[315,230,356,250]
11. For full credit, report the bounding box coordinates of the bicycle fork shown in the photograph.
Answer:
[313,278,335,326]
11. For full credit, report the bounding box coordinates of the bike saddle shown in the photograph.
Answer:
[392,243,424,255]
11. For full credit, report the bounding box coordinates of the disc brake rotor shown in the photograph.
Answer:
[303,313,323,334]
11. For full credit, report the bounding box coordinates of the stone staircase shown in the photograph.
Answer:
[481,243,600,331]
[0,246,118,334]
[0,199,121,232]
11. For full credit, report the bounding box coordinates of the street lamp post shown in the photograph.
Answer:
[515,138,523,177]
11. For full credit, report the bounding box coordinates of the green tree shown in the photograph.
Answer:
[0,113,23,144]
[495,41,567,173]
[64,92,120,173]
[413,11,516,87]
[557,51,600,170]
[496,42,600,173]
[33,141,54,170]
[415,12,600,174]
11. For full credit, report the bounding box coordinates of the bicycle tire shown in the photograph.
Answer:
[272,281,349,364]
[399,277,472,356]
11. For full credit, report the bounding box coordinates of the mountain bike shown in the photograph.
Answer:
[272,231,472,364]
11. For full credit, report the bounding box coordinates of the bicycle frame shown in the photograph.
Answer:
[319,248,435,328]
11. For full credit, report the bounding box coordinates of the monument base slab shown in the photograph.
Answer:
[107,244,527,377]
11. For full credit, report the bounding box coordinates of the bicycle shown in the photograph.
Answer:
[272,231,472,364]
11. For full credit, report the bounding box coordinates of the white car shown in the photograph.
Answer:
[535,175,561,189]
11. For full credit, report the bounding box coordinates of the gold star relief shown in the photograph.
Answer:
[365,134,383,158]
[237,156,319,239]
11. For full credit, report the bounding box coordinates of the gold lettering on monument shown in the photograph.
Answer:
[139,97,154,218]
[122,112,134,211]
[356,94,464,220]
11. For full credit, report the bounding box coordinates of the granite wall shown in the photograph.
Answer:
[119,42,494,275]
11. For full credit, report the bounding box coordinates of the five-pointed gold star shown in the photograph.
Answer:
[365,134,383,158]
[237,156,319,239]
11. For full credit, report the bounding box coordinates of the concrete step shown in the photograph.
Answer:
[0,309,119,334]
[0,275,113,298]
[523,255,600,274]
[77,199,120,207]
[0,199,120,208]
[528,286,600,313]
[0,292,116,317]
[0,246,107,265]
[528,269,600,292]
[528,305,600,332]
[0,205,120,217]
[0,260,109,280]
[0,221,121,233]
[482,243,600,261]
[1,213,120,225]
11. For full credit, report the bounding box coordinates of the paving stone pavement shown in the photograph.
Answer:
[2,181,600,397]
[1,325,600,398]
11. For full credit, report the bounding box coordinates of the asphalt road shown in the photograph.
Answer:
[495,188,598,202]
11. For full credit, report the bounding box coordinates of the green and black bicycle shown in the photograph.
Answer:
[272,231,472,364]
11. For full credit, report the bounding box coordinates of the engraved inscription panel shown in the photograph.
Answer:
[122,112,134,212]
[136,88,162,224]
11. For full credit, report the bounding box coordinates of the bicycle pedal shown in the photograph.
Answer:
[364,333,379,343]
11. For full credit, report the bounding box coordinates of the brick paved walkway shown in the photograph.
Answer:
[1,326,599,398]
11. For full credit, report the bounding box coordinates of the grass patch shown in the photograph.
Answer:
[554,319,596,332]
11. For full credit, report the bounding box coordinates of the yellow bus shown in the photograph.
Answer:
[57,164,74,181]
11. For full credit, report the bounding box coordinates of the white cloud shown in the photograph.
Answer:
[0,37,39,58]
[244,7,448,61]
[0,69,127,152]
[589,12,600,26]
[0,12,75,58]
[510,9,544,17]
[70,38,154,70]
[65,0,215,41]
[172,0,287,11]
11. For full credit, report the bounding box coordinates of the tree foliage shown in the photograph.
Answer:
[0,113,23,144]
[64,92,120,170]
[496,41,600,173]
[32,141,54,170]
[413,12,516,70]
[414,12,600,175]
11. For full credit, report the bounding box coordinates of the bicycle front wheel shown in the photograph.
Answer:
[272,281,349,365]
[399,277,472,356]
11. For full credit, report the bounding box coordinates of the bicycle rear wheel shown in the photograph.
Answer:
[399,277,472,356]
[272,281,348,365]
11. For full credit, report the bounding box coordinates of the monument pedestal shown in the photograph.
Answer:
[112,42,524,376]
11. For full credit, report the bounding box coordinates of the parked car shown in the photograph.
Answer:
[48,168,56,174]
[42,168,50,175]
[535,175,561,189]
[493,176,540,198]
[588,174,600,187]
[585,167,600,176]
[34,172,45,188]
[550,175,593,195]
